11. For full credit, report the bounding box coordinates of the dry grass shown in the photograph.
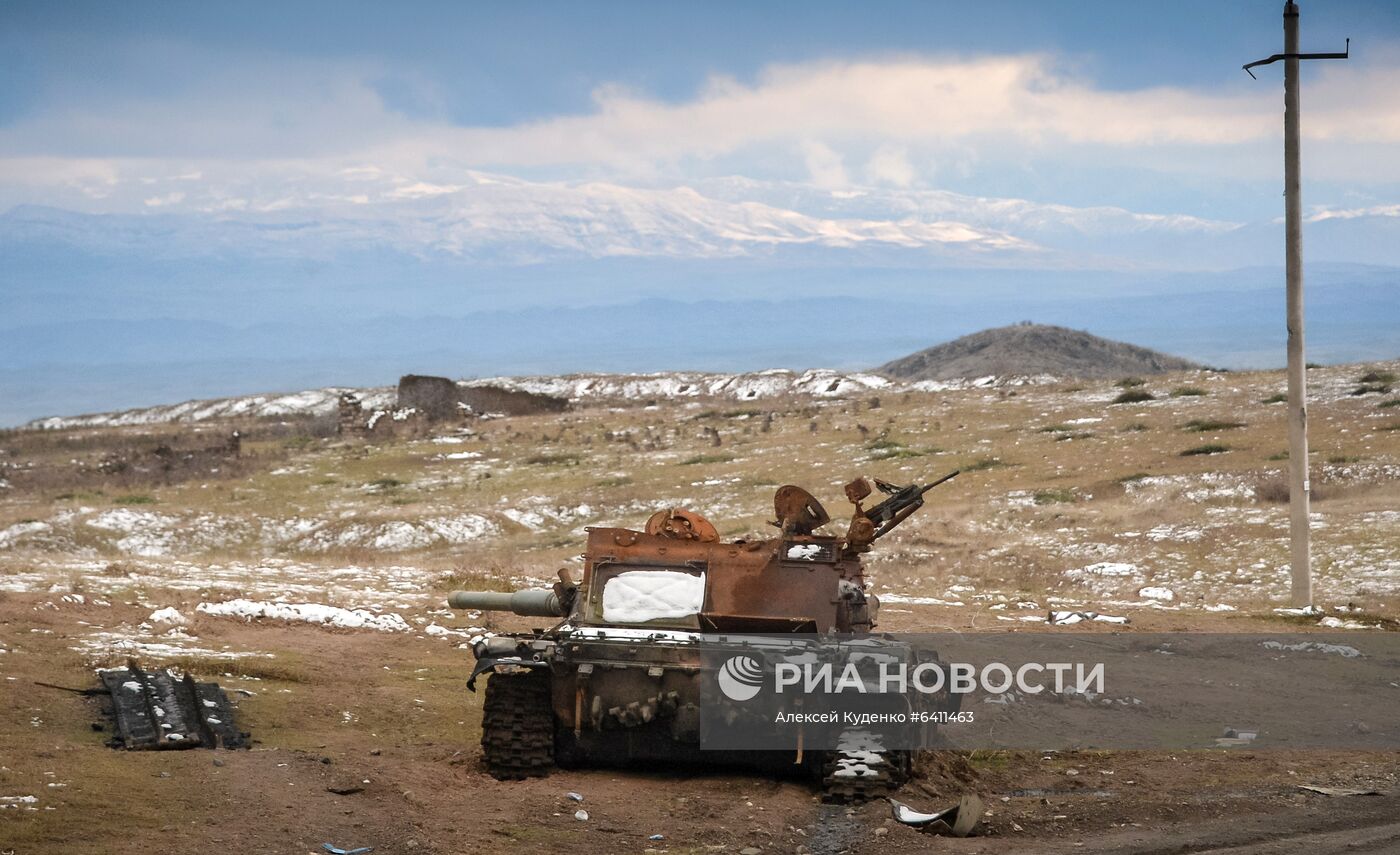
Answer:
[2,357,1399,624]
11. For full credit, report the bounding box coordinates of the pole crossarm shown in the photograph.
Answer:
[1243,37,1348,78]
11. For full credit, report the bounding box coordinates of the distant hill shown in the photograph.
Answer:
[877,323,1203,381]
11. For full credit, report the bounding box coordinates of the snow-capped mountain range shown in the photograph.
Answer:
[24,369,1041,430]
[1,169,1249,267]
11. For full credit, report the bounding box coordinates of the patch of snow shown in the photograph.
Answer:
[1071,562,1139,577]
[148,607,187,625]
[1144,525,1205,542]
[1261,639,1362,658]
[196,599,413,632]
[26,387,395,430]
[0,520,51,548]
[1048,611,1130,625]
[1318,616,1377,630]
[879,594,966,607]
[1138,587,1175,602]
[0,795,39,809]
[1273,605,1324,617]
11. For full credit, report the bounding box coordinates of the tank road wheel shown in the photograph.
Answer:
[820,729,911,803]
[480,669,555,780]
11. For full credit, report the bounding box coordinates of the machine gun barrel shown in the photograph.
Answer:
[865,469,960,540]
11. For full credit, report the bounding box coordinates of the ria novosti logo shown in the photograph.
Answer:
[717,655,765,701]
[715,652,1106,702]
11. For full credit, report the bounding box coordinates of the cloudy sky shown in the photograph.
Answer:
[4,0,1398,222]
[2,1,1399,422]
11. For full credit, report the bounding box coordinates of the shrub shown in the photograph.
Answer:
[523,453,581,466]
[1121,422,1149,432]
[680,453,733,465]
[1117,472,1152,484]
[113,494,155,505]
[1261,393,1287,404]
[1181,444,1230,456]
[367,477,405,489]
[1256,477,1332,504]
[1171,386,1208,397]
[1033,488,1076,505]
[1115,377,1146,388]
[1183,419,1245,432]
[1255,479,1290,503]
[1358,370,1397,384]
[1112,390,1155,404]
[872,447,935,461]
[1351,384,1392,396]
[963,456,1008,472]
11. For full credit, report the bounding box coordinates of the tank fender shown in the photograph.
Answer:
[465,636,556,692]
[466,656,547,691]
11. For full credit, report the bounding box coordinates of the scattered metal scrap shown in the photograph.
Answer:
[1298,785,1382,797]
[98,662,248,750]
[887,793,984,836]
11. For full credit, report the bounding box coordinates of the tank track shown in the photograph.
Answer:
[480,669,555,780]
[820,728,910,803]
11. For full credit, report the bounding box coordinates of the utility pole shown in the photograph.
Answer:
[1244,2,1348,608]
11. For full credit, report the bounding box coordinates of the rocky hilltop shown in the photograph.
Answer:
[878,323,1202,381]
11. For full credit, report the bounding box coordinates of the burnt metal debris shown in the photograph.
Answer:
[888,793,984,836]
[447,471,959,801]
[98,662,248,750]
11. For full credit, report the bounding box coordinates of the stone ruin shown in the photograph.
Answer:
[338,375,568,438]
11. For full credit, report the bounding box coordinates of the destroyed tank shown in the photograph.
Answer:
[448,470,958,801]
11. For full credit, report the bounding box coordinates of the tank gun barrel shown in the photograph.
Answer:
[448,589,567,617]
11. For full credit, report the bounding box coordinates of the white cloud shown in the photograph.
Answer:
[142,191,184,207]
[428,56,1400,169]
[386,181,460,199]
[865,144,916,187]
[800,141,848,188]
